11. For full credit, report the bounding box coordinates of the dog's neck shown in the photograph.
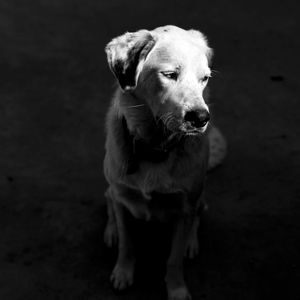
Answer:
[121,116,184,174]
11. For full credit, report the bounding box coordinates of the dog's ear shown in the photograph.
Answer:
[188,29,213,65]
[105,30,156,91]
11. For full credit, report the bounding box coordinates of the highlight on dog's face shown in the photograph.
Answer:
[105,25,213,135]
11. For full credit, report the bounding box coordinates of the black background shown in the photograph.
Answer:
[0,0,299,299]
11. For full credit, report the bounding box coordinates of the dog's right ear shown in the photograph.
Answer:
[105,30,156,91]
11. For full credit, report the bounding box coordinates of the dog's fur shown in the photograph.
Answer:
[103,25,226,300]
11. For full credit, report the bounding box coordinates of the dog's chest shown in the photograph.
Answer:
[125,140,207,198]
[116,138,208,220]
[121,159,201,221]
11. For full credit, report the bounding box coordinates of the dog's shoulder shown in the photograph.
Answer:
[104,92,132,183]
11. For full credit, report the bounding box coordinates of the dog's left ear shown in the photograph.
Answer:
[105,30,156,91]
[188,29,213,65]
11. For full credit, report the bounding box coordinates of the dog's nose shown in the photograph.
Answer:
[184,109,210,128]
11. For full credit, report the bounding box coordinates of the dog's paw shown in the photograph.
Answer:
[110,263,134,290]
[168,286,192,300]
[185,233,199,259]
[103,222,118,247]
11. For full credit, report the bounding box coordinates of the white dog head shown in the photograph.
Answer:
[106,25,213,135]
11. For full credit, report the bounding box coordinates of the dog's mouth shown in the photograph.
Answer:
[155,116,208,138]
[179,121,209,135]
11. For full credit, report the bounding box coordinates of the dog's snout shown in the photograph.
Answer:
[184,109,210,128]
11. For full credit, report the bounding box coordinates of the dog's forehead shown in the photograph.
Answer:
[147,26,209,68]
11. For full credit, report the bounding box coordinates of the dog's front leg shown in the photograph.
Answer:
[110,200,135,290]
[104,187,118,247]
[185,193,208,259]
[165,217,191,300]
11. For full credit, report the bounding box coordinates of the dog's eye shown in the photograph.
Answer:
[202,76,210,82]
[161,71,178,81]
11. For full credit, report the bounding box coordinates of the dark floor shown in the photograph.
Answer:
[0,0,300,299]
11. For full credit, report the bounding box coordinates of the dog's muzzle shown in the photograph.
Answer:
[183,109,210,132]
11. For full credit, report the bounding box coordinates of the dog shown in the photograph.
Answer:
[103,25,226,300]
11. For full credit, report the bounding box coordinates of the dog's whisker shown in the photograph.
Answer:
[167,131,179,141]
[156,114,165,123]
[157,112,172,125]
[126,104,145,108]
[163,114,174,131]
